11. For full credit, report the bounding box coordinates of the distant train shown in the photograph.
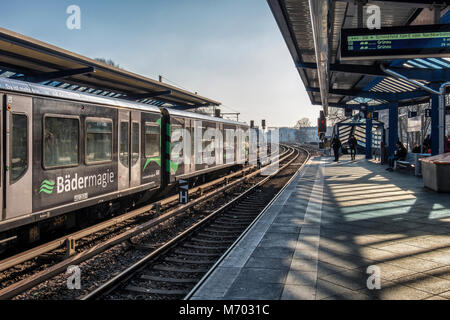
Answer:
[0,78,253,245]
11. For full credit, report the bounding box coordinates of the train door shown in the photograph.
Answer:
[4,94,32,220]
[180,119,190,175]
[217,123,223,166]
[130,111,141,187]
[233,125,238,165]
[118,110,130,191]
[194,120,203,171]
[188,119,195,174]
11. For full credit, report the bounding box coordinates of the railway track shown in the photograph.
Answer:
[0,145,296,300]
[82,145,310,300]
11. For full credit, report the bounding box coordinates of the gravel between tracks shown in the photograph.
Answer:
[12,145,315,300]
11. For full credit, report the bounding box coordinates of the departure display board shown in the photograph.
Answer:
[341,24,450,61]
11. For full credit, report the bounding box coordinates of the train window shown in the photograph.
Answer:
[190,125,194,161]
[120,122,129,168]
[202,125,215,154]
[10,114,28,183]
[171,124,183,160]
[131,122,139,166]
[85,118,113,164]
[44,116,79,169]
[144,123,160,158]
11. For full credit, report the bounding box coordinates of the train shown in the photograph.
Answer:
[0,77,256,247]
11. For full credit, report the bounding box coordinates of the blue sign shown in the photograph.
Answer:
[179,179,189,204]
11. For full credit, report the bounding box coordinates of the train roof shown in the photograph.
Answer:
[163,107,248,127]
[0,77,162,113]
[0,78,249,127]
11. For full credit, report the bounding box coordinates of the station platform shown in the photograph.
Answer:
[190,155,450,300]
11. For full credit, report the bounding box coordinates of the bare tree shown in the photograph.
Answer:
[95,58,121,69]
[398,103,431,151]
[327,107,346,126]
[185,106,215,116]
[294,117,312,128]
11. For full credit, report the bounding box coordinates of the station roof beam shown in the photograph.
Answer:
[306,87,431,102]
[268,0,450,112]
[15,67,94,83]
[297,62,450,82]
[0,27,220,109]
[125,90,173,100]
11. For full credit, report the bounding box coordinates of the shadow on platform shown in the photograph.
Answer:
[310,155,450,300]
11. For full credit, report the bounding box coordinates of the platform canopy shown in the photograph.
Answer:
[268,0,450,115]
[0,27,220,109]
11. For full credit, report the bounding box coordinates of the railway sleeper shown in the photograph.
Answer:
[227,206,261,212]
[222,213,258,219]
[229,204,261,209]
[196,232,238,238]
[126,285,188,296]
[190,237,234,245]
[164,257,214,265]
[237,200,265,206]
[153,264,210,273]
[139,274,200,283]
[221,217,256,222]
[236,202,267,209]
[211,220,249,227]
[207,224,246,230]
[37,252,64,263]
[228,203,262,209]
[217,215,254,221]
[215,218,254,224]
[132,243,159,251]
[174,249,221,257]
[183,243,228,250]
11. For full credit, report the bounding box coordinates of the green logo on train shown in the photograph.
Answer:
[40,180,55,195]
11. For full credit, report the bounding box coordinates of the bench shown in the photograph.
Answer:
[396,153,415,170]
[396,153,431,176]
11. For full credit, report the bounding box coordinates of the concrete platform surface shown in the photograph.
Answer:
[190,154,450,300]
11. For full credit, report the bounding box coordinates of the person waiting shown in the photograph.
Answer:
[386,141,407,172]
[348,135,357,160]
[331,136,342,162]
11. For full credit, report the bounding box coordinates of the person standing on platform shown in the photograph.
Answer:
[348,135,357,160]
[331,136,342,162]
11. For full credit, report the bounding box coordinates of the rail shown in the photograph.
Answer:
[82,146,308,300]
[0,145,293,300]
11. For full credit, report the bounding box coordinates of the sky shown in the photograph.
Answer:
[1,0,320,127]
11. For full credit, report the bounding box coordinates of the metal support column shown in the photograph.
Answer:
[431,85,440,155]
[388,103,398,159]
[366,110,373,159]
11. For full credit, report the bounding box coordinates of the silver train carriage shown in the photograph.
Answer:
[0,78,249,243]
